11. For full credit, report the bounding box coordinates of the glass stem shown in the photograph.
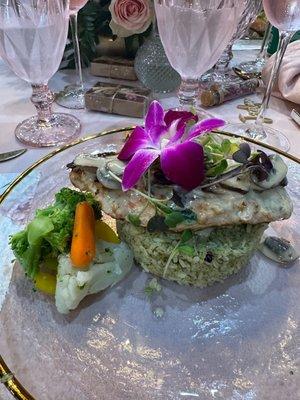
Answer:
[70,12,83,88]
[31,84,54,123]
[256,32,293,125]
[257,22,271,59]
[178,78,199,109]
[256,31,293,127]
[215,44,233,73]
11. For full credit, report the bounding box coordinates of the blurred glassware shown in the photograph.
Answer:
[56,0,88,109]
[226,0,300,150]
[154,0,246,114]
[234,22,271,79]
[0,0,81,147]
[200,0,262,87]
[134,21,181,93]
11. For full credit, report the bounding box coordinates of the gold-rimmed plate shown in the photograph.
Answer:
[0,128,299,400]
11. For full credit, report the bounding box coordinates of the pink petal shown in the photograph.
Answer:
[164,110,198,128]
[148,125,167,145]
[145,101,165,132]
[118,126,152,161]
[168,120,186,144]
[187,118,225,140]
[161,141,205,191]
[122,149,160,191]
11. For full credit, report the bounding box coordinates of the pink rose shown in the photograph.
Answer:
[109,0,153,38]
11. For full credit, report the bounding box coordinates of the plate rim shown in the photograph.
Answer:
[0,126,299,400]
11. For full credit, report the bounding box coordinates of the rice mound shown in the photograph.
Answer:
[117,222,267,287]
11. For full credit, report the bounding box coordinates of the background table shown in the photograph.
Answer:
[0,48,299,178]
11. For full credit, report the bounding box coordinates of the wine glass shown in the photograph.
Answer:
[56,0,88,109]
[201,0,262,87]
[0,0,81,147]
[226,0,300,150]
[154,0,246,114]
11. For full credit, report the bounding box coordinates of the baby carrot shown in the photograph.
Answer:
[70,201,96,269]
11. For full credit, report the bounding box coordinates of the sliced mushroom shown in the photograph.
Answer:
[96,158,125,190]
[73,153,107,169]
[220,176,251,194]
[259,236,299,265]
[251,155,288,190]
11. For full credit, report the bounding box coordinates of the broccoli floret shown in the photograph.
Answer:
[10,188,102,279]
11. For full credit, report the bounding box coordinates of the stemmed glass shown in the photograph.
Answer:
[201,0,262,86]
[56,0,88,109]
[154,0,246,114]
[226,0,300,150]
[0,0,81,147]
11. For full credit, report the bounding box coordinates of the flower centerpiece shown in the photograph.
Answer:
[62,0,153,68]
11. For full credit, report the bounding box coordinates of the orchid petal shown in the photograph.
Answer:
[118,126,153,161]
[187,118,225,140]
[145,101,165,132]
[148,125,167,145]
[160,141,205,191]
[168,120,186,144]
[164,110,198,128]
[122,148,160,191]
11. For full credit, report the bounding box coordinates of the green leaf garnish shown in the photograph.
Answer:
[127,213,141,227]
[206,159,228,177]
[147,215,168,233]
[178,245,195,257]
[181,229,193,243]
[165,211,185,228]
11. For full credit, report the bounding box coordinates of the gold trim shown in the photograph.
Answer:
[0,356,35,400]
[0,126,299,400]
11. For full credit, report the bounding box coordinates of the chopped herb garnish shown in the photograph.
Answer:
[178,244,195,257]
[144,278,162,298]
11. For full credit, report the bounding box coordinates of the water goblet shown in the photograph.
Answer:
[56,0,88,110]
[0,0,81,147]
[154,0,246,115]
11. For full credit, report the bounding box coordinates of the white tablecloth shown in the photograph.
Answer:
[0,49,299,178]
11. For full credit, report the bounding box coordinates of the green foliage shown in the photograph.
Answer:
[61,0,152,69]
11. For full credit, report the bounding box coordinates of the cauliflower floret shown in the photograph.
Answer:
[55,241,133,314]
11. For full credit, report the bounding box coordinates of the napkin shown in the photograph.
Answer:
[262,40,300,105]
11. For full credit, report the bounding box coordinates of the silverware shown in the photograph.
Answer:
[0,149,27,162]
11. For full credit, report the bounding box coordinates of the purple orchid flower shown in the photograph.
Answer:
[118,101,225,192]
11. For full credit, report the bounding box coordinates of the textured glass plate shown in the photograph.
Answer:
[0,129,299,400]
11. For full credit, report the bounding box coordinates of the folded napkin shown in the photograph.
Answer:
[262,40,300,105]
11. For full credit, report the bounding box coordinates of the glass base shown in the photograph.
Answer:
[56,84,85,109]
[199,71,241,90]
[225,122,290,152]
[234,59,265,79]
[15,113,81,147]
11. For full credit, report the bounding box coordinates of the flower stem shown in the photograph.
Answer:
[163,241,180,278]
[107,171,169,207]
